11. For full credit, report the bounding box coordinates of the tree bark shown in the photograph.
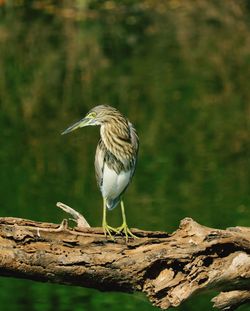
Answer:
[0,216,249,310]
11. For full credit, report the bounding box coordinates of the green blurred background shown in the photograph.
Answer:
[0,0,249,310]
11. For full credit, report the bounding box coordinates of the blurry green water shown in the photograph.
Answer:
[0,1,249,310]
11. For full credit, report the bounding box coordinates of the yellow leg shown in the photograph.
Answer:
[102,198,118,240]
[116,200,138,242]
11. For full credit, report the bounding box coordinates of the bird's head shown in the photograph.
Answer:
[61,105,122,135]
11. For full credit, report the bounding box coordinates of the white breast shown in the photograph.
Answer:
[101,164,131,200]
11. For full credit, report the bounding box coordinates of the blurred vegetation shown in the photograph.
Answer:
[0,0,249,310]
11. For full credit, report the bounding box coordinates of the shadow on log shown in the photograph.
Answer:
[0,213,249,310]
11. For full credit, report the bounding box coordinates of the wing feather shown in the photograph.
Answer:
[95,140,105,189]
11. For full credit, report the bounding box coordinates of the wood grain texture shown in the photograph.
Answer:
[0,217,249,310]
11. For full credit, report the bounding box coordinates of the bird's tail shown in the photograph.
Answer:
[106,197,121,210]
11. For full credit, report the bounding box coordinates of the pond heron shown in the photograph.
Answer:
[62,105,139,240]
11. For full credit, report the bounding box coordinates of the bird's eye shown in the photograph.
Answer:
[87,112,97,118]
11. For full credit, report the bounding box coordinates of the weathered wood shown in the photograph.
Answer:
[0,216,249,310]
[212,290,250,310]
[56,201,90,228]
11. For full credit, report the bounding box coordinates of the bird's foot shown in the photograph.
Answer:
[102,222,119,240]
[116,223,139,242]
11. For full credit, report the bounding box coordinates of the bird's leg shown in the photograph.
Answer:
[102,198,118,240]
[116,200,138,241]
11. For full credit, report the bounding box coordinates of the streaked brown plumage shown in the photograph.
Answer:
[62,105,139,240]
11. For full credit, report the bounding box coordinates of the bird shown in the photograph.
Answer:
[62,105,139,240]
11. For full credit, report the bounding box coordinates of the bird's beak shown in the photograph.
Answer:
[61,117,94,135]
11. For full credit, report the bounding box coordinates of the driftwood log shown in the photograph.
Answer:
[0,204,249,310]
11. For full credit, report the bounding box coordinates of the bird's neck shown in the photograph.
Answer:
[100,123,133,161]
